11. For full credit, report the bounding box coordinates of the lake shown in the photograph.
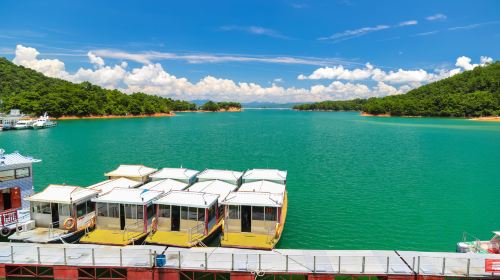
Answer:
[1,110,499,251]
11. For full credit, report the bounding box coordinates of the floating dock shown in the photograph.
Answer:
[0,243,498,279]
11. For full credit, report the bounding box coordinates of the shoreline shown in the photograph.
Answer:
[469,116,500,122]
[53,112,175,120]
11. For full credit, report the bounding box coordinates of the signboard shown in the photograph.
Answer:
[485,259,500,273]
[0,209,18,226]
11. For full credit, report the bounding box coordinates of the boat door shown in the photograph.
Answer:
[119,204,125,230]
[241,206,251,232]
[171,206,180,231]
[51,203,59,228]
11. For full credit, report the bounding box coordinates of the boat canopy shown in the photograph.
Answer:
[91,188,162,205]
[0,150,41,166]
[196,169,243,184]
[150,168,199,181]
[242,169,287,183]
[188,180,238,202]
[494,231,500,236]
[27,184,98,204]
[139,179,188,193]
[88,178,143,194]
[239,180,286,194]
[154,190,218,208]
[222,192,284,207]
[104,164,157,178]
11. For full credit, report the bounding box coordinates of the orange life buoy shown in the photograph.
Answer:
[151,217,158,232]
[63,217,76,230]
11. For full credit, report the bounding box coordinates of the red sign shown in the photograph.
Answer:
[485,259,500,273]
[0,209,18,226]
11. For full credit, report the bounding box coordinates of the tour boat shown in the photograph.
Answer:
[196,169,243,185]
[88,177,143,195]
[149,167,200,185]
[220,169,288,250]
[139,178,188,192]
[13,119,35,130]
[0,149,40,237]
[105,164,157,182]
[146,179,237,247]
[457,231,500,254]
[32,113,57,129]
[9,185,98,243]
[79,188,162,246]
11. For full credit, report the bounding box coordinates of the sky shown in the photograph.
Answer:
[1,0,499,103]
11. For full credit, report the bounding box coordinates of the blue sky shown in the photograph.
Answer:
[1,0,499,102]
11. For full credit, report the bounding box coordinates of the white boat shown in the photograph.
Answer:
[13,119,35,129]
[457,231,500,254]
[32,113,57,129]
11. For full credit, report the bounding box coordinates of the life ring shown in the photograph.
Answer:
[63,217,76,230]
[88,217,96,228]
[0,227,11,237]
[151,217,158,233]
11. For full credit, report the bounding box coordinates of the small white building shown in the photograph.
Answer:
[139,179,188,193]
[105,165,157,182]
[196,169,243,185]
[149,168,199,184]
[242,169,287,184]
[88,177,143,195]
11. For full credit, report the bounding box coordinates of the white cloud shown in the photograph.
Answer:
[12,45,68,78]
[398,20,418,26]
[319,25,390,42]
[298,63,373,80]
[426,14,447,21]
[218,25,291,39]
[480,56,493,65]
[88,51,105,68]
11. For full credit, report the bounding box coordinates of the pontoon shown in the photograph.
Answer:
[9,185,98,243]
[457,231,500,254]
[195,169,243,185]
[79,188,162,246]
[150,168,199,184]
[221,172,288,250]
[105,164,157,182]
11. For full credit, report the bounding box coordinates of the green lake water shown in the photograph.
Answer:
[1,110,499,251]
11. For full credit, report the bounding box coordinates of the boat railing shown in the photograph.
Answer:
[188,222,205,243]
[122,220,143,241]
[47,221,61,238]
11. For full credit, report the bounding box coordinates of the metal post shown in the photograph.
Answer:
[338,256,341,274]
[417,256,420,275]
[466,258,470,277]
[178,251,181,269]
[37,247,41,264]
[149,249,152,267]
[119,249,123,267]
[153,251,157,268]
[442,257,446,275]
[258,254,261,271]
[412,257,415,271]
[386,256,390,274]
[313,256,316,273]
[231,253,234,271]
[285,255,289,272]
[361,256,365,274]
[10,245,13,264]
[63,248,67,265]
[205,252,208,270]
[92,248,95,266]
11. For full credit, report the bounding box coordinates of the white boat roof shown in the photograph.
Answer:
[27,185,98,204]
[242,169,287,182]
[154,191,218,208]
[139,179,188,193]
[0,150,41,166]
[88,178,143,194]
[494,231,500,236]
[196,169,243,182]
[239,180,286,194]
[222,192,284,207]
[188,180,238,202]
[92,188,162,205]
[150,168,199,180]
[105,164,157,178]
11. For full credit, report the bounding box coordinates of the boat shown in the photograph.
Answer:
[195,169,243,185]
[9,185,98,243]
[0,149,41,236]
[0,109,25,131]
[13,119,35,130]
[32,113,57,129]
[146,179,237,247]
[220,169,288,250]
[88,177,143,195]
[105,164,158,182]
[457,231,500,254]
[79,188,163,246]
[149,167,200,185]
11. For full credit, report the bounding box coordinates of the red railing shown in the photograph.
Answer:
[0,209,18,226]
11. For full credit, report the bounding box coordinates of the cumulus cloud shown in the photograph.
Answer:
[88,51,105,68]
[426,14,447,21]
[12,45,68,78]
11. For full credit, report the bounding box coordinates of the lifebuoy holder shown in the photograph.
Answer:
[0,227,10,237]
[63,217,76,230]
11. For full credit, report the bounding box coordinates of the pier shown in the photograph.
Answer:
[0,243,498,279]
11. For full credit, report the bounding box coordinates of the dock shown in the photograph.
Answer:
[0,243,498,279]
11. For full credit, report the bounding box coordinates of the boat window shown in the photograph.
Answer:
[137,205,144,219]
[76,202,87,217]
[147,205,154,219]
[181,206,188,219]
[58,204,71,216]
[15,167,30,179]
[252,206,264,221]
[188,207,198,221]
[125,204,137,219]
[159,205,170,218]
[86,201,94,213]
[229,205,240,219]
[198,208,205,222]
[108,203,119,218]
[265,207,277,221]
[97,203,108,217]
[0,170,15,182]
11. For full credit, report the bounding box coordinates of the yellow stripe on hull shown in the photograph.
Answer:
[79,229,147,246]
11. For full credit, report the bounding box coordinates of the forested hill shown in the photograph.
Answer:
[294,61,500,117]
[0,57,198,117]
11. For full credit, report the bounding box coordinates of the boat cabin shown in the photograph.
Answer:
[104,164,157,182]
[242,169,287,184]
[9,184,98,243]
[149,168,199,184]
[221,180,287,250]
[146,191,219,247]
[88,177,143,195]
[0,149,40,233]
[139,179,188,193]
[80,188,162,245]
[196,169,243,186]
[187,180,238,218]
